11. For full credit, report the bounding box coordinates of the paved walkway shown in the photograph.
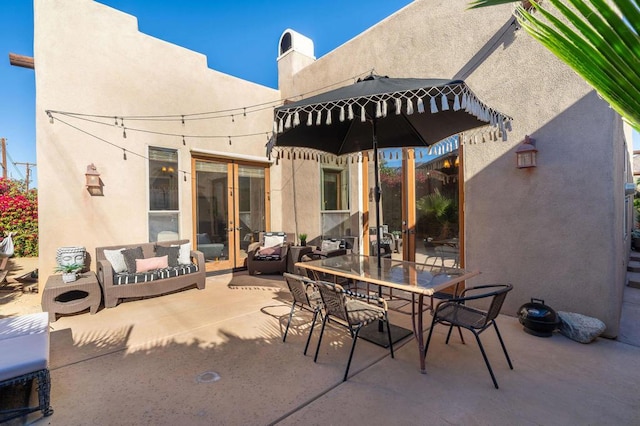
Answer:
[1,268,637,425]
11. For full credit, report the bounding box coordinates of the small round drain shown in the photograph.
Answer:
[196,371,221,383]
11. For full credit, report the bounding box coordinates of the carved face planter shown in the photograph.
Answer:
[55,246,86,283]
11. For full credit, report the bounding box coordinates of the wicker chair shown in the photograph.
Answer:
[247,232,293,275]
[423,284,514,389]
[282,273,323,355]
[313,281,394,381]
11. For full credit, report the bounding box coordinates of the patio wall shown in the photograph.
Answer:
[34,0,280,275]
[32,0,629,336]
[276,0,628,336]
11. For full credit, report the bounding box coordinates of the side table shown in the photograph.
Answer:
[287,246,313,274]
[41,271,101,322]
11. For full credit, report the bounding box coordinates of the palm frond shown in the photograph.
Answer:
[468,0,640,131]
[468,0,519,9]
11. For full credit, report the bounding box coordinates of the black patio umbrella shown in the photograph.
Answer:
[268,74,511,267]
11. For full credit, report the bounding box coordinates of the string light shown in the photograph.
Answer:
[50,114,193,181]
[182,135,186,146]
[122,128,127,138]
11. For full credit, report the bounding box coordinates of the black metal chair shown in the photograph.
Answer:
[313,281,394,381]
[424,284,514,389]
[282,273,322,355]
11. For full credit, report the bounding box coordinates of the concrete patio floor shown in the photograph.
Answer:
[2,262,640,425]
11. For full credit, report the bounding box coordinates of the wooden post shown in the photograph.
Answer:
[1,138,6,179]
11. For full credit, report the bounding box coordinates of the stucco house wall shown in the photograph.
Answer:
[33,0,629,336]
[34,0,280,275]
[275,0,628,336]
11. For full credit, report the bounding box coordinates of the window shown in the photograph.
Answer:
[148,147,179,242]
[321,167,350,237]
[280,32,292,56]
[322,168,349,210]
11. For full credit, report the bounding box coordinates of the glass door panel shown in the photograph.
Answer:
[414,143,460,268]
[195,159,268,272]
[237,165,265,263]
[195,160,232,269]
[378,148,404,259]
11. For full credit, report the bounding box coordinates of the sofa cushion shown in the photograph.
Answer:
[176,242,191,265]
[321,240,342,252]
[254,246,284,261]
[122,246,144,273]
[157,263,199,279]
[264,234,285,248]
[155,245,180,267]
[103,248,127,273]
[0,334,49,382]
[258,245,282,257]
[113,270,159,285]
[136,255,169,273]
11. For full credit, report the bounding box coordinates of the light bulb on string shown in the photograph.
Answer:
[123,128,127,139]
[182,136,186,146]
[123,149,127,160]
[228,136,232,145]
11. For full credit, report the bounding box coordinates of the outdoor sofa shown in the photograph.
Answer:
[96,239,205,308]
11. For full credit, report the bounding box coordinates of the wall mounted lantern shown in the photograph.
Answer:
[516,135,537,169]
[85,163,103,196]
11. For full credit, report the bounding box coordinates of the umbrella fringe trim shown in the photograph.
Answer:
[274,84,512,138]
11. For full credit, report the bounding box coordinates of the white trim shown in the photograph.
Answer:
[190,148,273,164]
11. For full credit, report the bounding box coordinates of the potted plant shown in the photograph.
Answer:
[298,233,307,246]
[55,262,84,283]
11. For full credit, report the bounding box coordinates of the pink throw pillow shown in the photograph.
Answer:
[136,255,169,273]
[258,246,282,256]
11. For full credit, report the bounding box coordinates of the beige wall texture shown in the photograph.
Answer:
[34,0,629,336]
[34,0,279,276]
[275,0,628,337]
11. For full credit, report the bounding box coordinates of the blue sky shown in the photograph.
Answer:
[1,0,638,187]
[0,0,413,187]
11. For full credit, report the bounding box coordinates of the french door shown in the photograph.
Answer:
[193,157,269,272]
[376,144,462,266]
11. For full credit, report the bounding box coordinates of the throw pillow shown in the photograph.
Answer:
[156,245,180,267]
[122,246,144,273]
[321,240,341,252]
[136,255,169,273]
[103,248,127,273]
[258,245,282,256]
[177,242,191,265]
[263,235,284,248]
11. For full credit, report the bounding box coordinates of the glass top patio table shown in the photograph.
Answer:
[296,253,480,373]
[296,253,476,296]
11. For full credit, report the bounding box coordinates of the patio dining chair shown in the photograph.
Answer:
[282,273,322,355]
[424,284,513,389]
[313,281,394,381]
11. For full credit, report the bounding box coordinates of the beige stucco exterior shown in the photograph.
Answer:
[34,0,630,337]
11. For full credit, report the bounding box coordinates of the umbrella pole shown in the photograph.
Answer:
[372,120,382,270]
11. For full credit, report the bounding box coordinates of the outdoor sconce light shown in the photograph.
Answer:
[516,135,537,169]
[85,163,103,196]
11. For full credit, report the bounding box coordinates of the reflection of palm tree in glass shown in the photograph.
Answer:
[417,189,457,239]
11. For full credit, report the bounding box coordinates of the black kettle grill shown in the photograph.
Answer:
[517,298,559,337]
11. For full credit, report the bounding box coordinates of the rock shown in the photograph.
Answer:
[557,311,606,344]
